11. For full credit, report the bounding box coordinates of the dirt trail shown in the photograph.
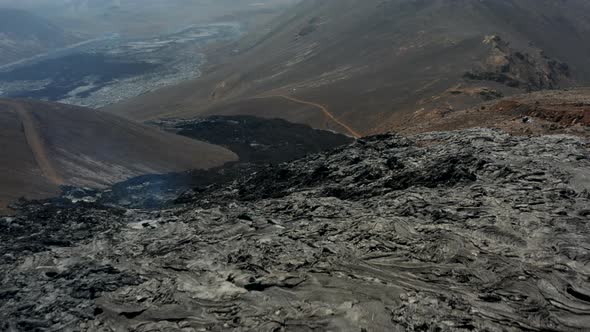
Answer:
[0,101,65,185]
[258,95,363,138]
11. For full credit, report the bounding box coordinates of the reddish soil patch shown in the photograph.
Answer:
[396,89,590,139]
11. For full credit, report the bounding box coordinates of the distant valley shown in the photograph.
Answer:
[0,24,240,108]
[0,9,79,66]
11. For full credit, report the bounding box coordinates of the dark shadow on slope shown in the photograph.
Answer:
[35,116,354,210]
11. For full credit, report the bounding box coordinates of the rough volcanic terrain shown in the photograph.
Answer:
[1,128,589,331]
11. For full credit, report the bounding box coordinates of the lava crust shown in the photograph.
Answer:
[1,129,589,331]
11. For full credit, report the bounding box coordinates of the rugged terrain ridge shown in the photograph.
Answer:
[1,128,589,331]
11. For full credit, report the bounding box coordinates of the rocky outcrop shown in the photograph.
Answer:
[1,129,589,331]
[464,36,571,91]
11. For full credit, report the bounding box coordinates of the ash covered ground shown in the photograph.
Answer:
[1,128,589,331]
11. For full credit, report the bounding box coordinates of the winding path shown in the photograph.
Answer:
[257,94,363,138]
[0,101,64,185]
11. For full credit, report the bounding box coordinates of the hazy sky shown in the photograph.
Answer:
[0,0,299,16]
[0,0,300,37]
[0,0,297,9]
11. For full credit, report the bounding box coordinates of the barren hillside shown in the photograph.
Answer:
[0,99,237,213]
[106,0,590,135]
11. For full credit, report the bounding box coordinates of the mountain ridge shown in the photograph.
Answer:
[106,0,590,135]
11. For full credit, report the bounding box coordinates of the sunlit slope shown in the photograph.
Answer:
[0,99,237,212]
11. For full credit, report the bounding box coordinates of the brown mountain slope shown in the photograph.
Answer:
[0,99,237,213]
[106,0,590,135]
